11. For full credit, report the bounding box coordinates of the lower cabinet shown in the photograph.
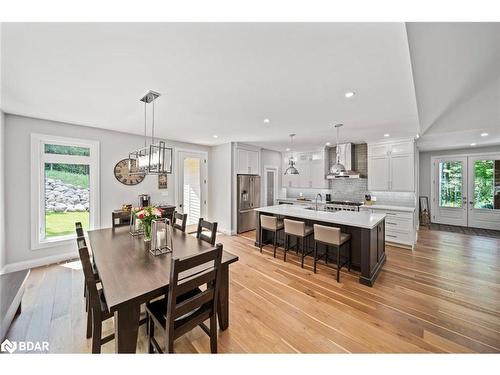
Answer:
[361,207,416,248]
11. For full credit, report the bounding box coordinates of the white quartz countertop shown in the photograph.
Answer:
[255,205,386,229]
[362,204,415,212]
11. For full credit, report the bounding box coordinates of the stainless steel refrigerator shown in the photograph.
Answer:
[237,174,261,233]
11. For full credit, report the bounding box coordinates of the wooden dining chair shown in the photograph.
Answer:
[172,211,188,232]
[145,244,223,353]
[196,218,218,246]
[77,237,114,353]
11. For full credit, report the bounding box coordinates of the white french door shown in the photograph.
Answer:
[431,153,500,230]
[432,156,468,226]
[467,154,500,230]
[177,150,208,226]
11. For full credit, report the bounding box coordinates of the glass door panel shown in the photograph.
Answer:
[439,161,463,208]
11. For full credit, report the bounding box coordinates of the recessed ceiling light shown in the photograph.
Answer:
[263,118,270,123]
[415,133,420,139]
[344,91,355,98]
[213,135,218,139]
[285,148,291,152]
[384,133,390,137]
[326,142,331,146]
[481,132,488,137]
[470,143,476,146]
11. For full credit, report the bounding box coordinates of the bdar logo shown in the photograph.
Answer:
[1,339,17,353]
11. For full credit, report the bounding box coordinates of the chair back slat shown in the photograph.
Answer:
[175,268,216,296]
[75,222,85,238]
[76,237,101,319]
[173,289,215,320]
[196,218,218,245]
[172,211,188,232]
[165,244,223,335]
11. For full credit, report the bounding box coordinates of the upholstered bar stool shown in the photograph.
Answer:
[283,219,313,267]
[313,224,352,282]
[259,215,284,258]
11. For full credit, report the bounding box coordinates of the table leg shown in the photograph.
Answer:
[217,264,229,330]
[114,303,140,353]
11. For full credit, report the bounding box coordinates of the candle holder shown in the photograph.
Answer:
[129,211,144,237]
[149,218,173,256]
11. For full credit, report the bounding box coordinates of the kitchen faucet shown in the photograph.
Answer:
[315,193,323,211]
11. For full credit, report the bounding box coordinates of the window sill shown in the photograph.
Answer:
[31,235,76,251]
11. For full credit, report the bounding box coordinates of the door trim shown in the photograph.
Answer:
[263,165,279,207]
[175,148,209,220]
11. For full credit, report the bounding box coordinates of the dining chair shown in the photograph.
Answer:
[75,223,100,315]
[172,211,188,232]
[196,218,218,246]
[77,237,114,353]
[145,243,223,353]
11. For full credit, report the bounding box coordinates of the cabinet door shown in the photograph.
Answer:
[368,156,390,190]
[296,153,311,187]
[310,153,326,188]
[247,150,259,174]
[237,149,248,174]
[390,154,413,191]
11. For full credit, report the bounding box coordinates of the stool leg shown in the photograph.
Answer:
[273,231,277,258]
[260,227,263,253]
[300,237,305,268]
[325,245,328,265]
[336,245,340,282]
[284,234,288,262]
[313,241,318,273]
[348,240,352,272]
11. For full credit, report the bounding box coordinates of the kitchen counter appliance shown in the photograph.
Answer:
[325,200,363,212]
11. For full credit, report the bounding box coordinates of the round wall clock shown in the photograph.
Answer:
[114,159,146,186]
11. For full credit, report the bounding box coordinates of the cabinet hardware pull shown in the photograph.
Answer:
[386,234,397,238]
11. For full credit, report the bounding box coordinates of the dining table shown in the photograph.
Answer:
[87,226,239,353]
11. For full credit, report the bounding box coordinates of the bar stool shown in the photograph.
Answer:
[259,215,284,258]
[284,219,313,268]
[313,224,352,282]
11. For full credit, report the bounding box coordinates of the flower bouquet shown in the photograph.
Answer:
[132,206,163,241]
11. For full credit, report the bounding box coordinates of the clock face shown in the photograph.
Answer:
[114,159,146,186]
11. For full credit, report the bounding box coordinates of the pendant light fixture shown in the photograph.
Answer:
[284,134,299,175]
[128,90,173,175]
[328,124,346,176]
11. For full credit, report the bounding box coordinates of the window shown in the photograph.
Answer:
[31,134,100,249]
[438,161,463,208]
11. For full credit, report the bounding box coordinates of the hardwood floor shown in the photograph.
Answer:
[6,227,500,353]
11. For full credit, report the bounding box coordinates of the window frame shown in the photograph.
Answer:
[30,133,100,250]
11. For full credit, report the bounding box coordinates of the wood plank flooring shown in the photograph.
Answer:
[6,227,500,353]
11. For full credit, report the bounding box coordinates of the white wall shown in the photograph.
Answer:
[0,110,5,272]
[419,145,500,199]
[207,143,233,234]
[3,114,209,270]
[260,149,282,206]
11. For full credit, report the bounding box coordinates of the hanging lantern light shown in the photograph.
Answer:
[128,90,173,175]
[284,134,299,175]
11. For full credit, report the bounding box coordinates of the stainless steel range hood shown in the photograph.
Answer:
[326,143,360,179]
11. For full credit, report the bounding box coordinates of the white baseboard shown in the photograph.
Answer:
[0,251,77,274]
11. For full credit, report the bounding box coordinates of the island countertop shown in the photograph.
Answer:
[255,204,386,229]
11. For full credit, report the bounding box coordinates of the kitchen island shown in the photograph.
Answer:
[254,204,386,286]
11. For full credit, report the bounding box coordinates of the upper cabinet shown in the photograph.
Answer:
[282,150,328,188]
[236,145,260,175]
[368,139,415,192]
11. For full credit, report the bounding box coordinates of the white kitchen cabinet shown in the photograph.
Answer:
[282,151,327,188]
[368,139,414,192]
[236,148,260,175]
[361,206,416,248]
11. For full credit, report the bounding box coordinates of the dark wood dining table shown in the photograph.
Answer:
[87,226,239,353]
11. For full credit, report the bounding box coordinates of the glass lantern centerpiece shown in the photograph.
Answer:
[150,218,174,256]
[132,206,163,241]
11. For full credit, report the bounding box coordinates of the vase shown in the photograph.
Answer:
[143,222,152,242]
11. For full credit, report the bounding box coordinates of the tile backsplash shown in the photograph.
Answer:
[286,180,415,207]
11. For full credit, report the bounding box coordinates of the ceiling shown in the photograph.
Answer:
[1,22,498,152]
